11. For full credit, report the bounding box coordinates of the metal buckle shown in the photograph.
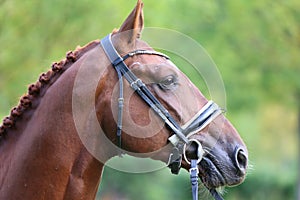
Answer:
[183,139,204,165]
[167,147,182,175]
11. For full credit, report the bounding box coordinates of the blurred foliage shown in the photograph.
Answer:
[0,0,299,199]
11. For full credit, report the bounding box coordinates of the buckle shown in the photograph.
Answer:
[169,158,182,175]
[167,147,182,175]
[183,139,204,165]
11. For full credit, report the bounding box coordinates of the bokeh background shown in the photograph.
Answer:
[0,0,299,199]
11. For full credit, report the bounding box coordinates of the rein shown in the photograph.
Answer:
[100,34,224,200]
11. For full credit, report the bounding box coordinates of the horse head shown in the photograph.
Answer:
[94,0,248,192]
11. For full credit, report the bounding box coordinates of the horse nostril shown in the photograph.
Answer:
[234,147,248,175]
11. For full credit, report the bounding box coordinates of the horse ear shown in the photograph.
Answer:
[118,0,144,43]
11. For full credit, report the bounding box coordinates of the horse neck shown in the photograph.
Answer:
[0,42,109,199]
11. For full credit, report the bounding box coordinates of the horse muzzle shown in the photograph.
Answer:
[197,144,248,189]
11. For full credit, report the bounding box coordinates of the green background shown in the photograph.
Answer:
[0,0,299,199]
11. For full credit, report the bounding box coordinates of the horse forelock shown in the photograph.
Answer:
[0,40,100,140]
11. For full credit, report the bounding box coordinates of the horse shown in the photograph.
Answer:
[0,1,248,199]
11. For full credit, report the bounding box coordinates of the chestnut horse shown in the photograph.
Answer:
[0,1,248,199]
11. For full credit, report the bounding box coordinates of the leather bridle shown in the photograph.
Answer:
[101,34,224,200]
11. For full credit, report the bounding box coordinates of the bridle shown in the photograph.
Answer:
[101,34,224,200]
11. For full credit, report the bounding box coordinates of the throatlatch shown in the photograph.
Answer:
[100,33,224,200]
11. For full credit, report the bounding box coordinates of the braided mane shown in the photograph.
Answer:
[0,40,100,140]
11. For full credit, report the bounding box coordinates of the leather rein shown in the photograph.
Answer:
[101,34,224,200]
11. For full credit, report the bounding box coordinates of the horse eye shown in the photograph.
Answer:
[158,75,178,90]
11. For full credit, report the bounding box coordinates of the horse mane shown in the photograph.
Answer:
[0,40,100,140]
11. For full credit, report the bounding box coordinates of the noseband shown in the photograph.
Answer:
[101,34,224,200]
